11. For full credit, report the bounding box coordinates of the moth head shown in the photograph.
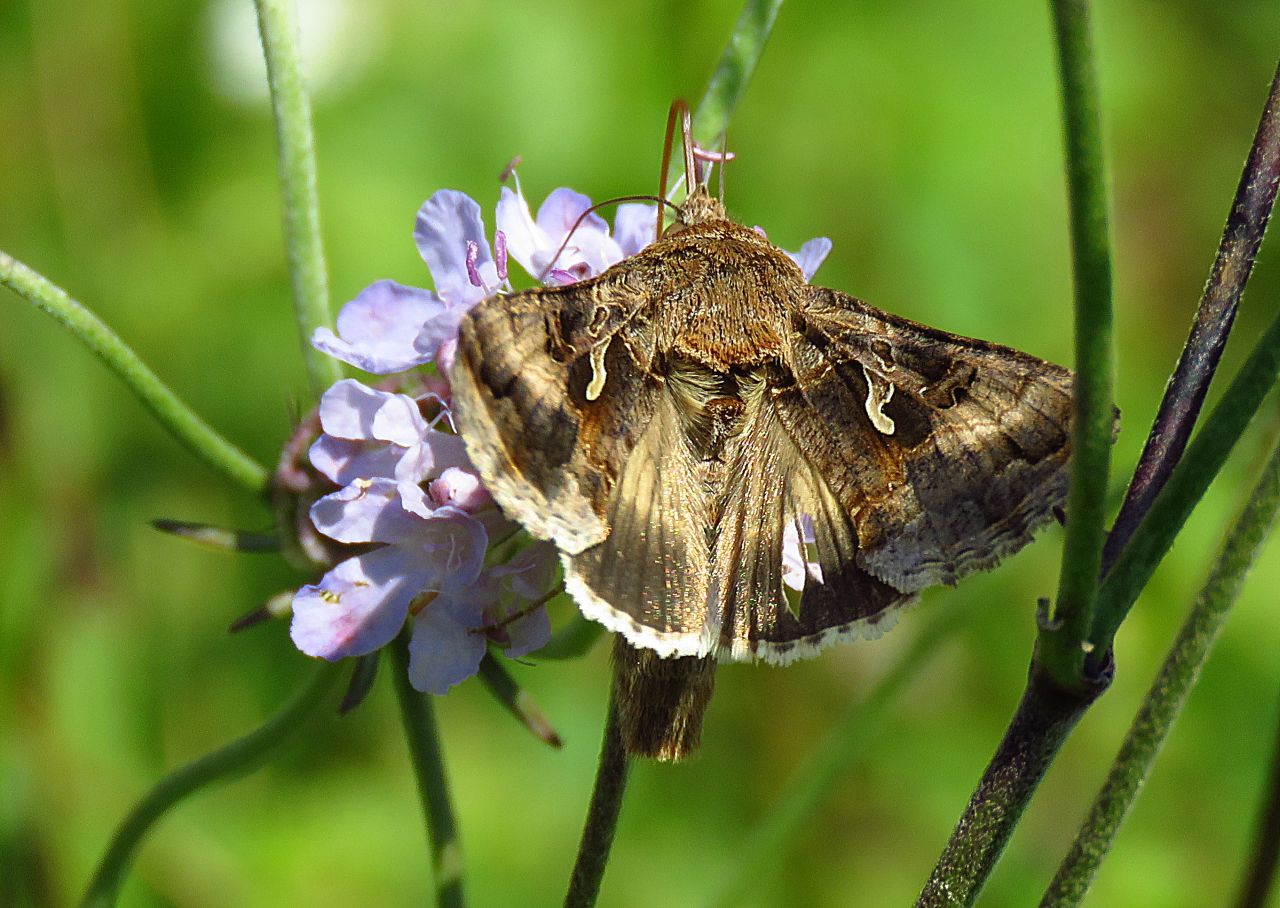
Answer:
[674,185,728,228]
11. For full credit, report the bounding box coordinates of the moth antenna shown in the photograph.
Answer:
[537,194,679,282]
[656,100,687,240]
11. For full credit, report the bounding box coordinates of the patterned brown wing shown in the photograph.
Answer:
[784,286,1075,593]
[711,373,913,665]
[451,272,662,555]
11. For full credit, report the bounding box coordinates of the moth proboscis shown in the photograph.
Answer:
[450,102,1075,760]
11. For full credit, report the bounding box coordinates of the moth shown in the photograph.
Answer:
[450,106,1073,760]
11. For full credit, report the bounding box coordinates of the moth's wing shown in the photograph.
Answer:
[563,379,716,658]
[712,374,913,665]
[785,286,1075,593]
[451,274,661,555]
[453,273,717,655]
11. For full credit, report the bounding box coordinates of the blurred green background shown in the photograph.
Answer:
[2,1,1279,906]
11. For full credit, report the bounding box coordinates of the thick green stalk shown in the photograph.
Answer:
[1041,0,1116,689]
[692,0,785,150]
[1,251,269,493]
[389,639,465,908]
[253,0,341,398]
[1042,429,1280,906]
[80,663,341,907]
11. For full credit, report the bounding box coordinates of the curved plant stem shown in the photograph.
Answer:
[0,251,270,493]
[1091,307,1280,652]
[477,654,563,748]
[253,0,341,399]
[79,662,341,907]
[1042,428,1280,906]
[692,0,785,151]
[389,638,465,908]
[1235,690,1280,908]
[1102,60,1280,573]
[707,607,955,908]
[915,663,1106,908]
[1041,0,1116,690]
[564,692,630,908]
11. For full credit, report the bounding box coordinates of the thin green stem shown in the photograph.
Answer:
[477,653,563,748]
[1042,428,1280,907]
[1102,61,1280,572]
[564,691,630,908]
[253,0,341,398]
[1092,307,1280,652]
[1041,0,1116,689]
[692,0,785,150]
[79,662,341,907]
[1,251,269,493]
[916,664,1105,908]
[707,607,955,908]
[389,638,465,908]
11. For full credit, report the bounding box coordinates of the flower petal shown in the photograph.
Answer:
[786,237,833,282]
[614,202,657,257]
[414,190,494,307]
[504,606,551,659]
[290,546,422,659]
[312,281,441,373]
[407,592,488,694]
[428,466,492,512]
[310,478,421,544]
[495,185,542,278]
[309,434,403,485]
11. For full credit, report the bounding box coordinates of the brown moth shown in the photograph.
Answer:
[450,106,1073,760]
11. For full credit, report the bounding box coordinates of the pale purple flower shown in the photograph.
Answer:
[291,480,489,660]
[782,515,823,592]
[308,379,467,485]
[613,202,658,257]
[787,237,833,281]
[311,280,445,374]
[312,190,503,374]
[428,466,492,513]
[496,183,623,282]
[407,541,557,693]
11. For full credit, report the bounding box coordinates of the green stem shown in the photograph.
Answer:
[253,0,341,398]
[692,0,785,150]
[1041,0,1116,689]
[564,691,630,908]
[1091,307,1280,652]
[1042,429,1280,907]
[1102,61,1280,572]
[79,662,341,907]
[707,607,955,908]
[389,638,465,908]
[915,664,1106,908]
[1,251,269,493]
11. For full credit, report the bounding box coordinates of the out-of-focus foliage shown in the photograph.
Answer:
[1,2,1278,906]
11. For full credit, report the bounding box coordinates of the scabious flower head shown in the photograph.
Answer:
[289,166,833,694]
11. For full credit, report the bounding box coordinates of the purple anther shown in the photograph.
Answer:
[465,240,483,288]
[494,230,509,281]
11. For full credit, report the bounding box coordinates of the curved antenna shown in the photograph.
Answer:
[537,194,680,282]
[656,101,688,241]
